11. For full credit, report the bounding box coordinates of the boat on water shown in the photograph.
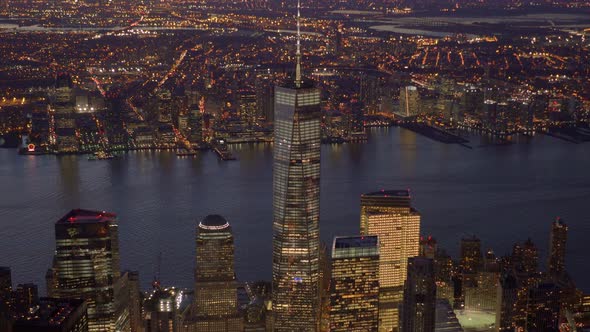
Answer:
[88,151,115,160]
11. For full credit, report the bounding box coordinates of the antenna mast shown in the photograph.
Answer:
[295,0,302,86]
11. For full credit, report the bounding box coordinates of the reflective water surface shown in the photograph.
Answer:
[1,127,589,291]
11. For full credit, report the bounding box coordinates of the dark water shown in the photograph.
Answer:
[1,127,589,292]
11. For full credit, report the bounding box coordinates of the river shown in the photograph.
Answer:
[0,127,589,291]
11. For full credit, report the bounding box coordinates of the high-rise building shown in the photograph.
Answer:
[13,283,39,316]
[271,2,322,329]
[460,236,482,275]
[329,236,380,332]
[187,105,203,148]
[526,282,561,332]
[360,190,421,332]
[126,271,142,332]
[239,91,258,127]
[548,217,567,278]
[143,287,187,332]
[50,209,128,332]
[399,86,420,118]
[419,236,437,259]
[512,239,539,277]
[13,298,88,332]
[193,215,242,332]
[495,273,518,332]
[0,267,11,302]
[400,257,436,332]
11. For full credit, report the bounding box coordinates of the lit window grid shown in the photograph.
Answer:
[272,85,321,331]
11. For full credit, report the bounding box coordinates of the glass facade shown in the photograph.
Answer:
[360,190,421,332]
[51,209,126,332]
[330,236,380,332]
[272,80,321,332]
[193,215,242,332]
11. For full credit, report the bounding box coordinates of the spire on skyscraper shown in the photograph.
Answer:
[295,0,302,86]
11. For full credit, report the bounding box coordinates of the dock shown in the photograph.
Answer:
[213,146,236,160]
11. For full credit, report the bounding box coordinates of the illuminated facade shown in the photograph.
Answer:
[193,215,242,332]
[330,236,379,332]
[272,78,322,331]
[50,209,128,332]
[360,190,421,332]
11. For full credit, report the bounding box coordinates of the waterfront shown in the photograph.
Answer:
[0,127,589,291]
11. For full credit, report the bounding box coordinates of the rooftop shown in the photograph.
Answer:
[14,298,86,329]
[334,235,378,249]
[277,77,316,90]
[56,209,116,224]
[362,189,411,198]
[199,214,230,230]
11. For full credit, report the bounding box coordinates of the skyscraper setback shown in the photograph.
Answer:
[271,1,322,328]
[360,190,421,332]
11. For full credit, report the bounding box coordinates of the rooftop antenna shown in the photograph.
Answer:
[295,0,302,87]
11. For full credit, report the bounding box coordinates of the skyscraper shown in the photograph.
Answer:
[526,282,561,332]
[330,236,380,332]
[0,266,11,302]
[360,190,421,332]
[193,215,242,332]
[50,209,128,332]
[460,236,482,275]
[547,217,567,277]
[271,1,322,330]
[127,271,142,332]
[143,287,185,332]
[400,257,436,332]
[399,86,420,118]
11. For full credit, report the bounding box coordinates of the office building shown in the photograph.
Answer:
[13,298,88,332]
[547,217,567,277]
[526,282,561,332]
[420,236,437,259]
[127,271,142,332]
[0,267,11,302]
[271,3,322,329]
[399,86,420,118]
[460,236,482,276]
[50,209,128,332]
[360,189,421,332]
[401,257,436,332]
[239,91,258,126]
[330,236,380,332]
[13,283,39,316]
[144,287,187,332]
[193,215,242,332]
[495,273,518,332]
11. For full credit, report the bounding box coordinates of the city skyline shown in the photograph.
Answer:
[0,0,590,331]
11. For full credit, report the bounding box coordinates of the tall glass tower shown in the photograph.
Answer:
[50,209,127,332]
[271,2,321,328]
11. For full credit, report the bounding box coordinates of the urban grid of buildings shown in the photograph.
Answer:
[1,0,590,331]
